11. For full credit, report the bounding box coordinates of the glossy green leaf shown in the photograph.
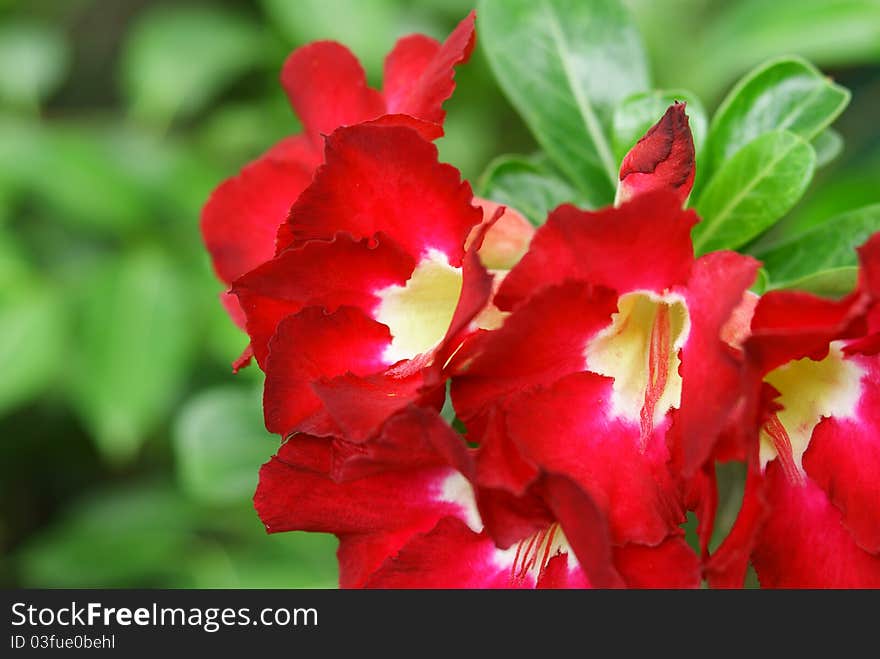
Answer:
[755,204,880,288]
[479,0,649,205]
[0,21,68,109]
[705,57,849,176]
[696,0,880,98]
[69,250,196,464]
[477,154,590,225]
[173,385,276,505]
[693,130,815,254]
[121,6,266,124]
[812,128,844,168]
[611,89,707,164]
[765,148,880,245]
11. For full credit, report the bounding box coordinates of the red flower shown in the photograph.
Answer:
[232,123,508,442]
[451,190,759,556]
[200,12,476,329]
[616,102,695,206]
[255,406,699,588]
[708,234,880,587]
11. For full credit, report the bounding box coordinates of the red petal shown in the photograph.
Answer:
[263,306,391,437]
[311,370,440,444]
[673,250,759,474]
[475,486,553,551]
[496,191,698,311]
[233,233,415,368]
[752,462,880,588]
[431,237,496,378]
[613,536,702,588]
[382,12,476,124]
[276,124,482,265]
[201,139,314,285]
[746,289,866,374]
[803,352,880,553]
[617,102,695,206]
[474,407,539,495]
[360,113,444,141]
[330,406,474,482]
[538,474,625,588]
[452,281,619,424]
[505,373,685,546]
[537,554,591,589]
[219,290,247,331]
[364,517,531,589]
[256,437,473,587]
[256,437,466,535]
[280,41,385,150]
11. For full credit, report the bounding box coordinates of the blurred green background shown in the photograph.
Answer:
[0,0,877,587]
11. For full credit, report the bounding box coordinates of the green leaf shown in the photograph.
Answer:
[611,89,707,164]
[812,128,844,169]
[0,118,152,235]
[755,204,880,288]
[121,6,266,124]
[0,282,66,417]
[751,268,770,295]
[770,267,858,298]
[696,0,880,98]
[69,249,196,464]
[478,0,649,206]
[173,385,276,505]
[704,57,849,176]
[693,130,815,254]
[477,154,589,225]
[0,21,68,109]
[17,484,199,587]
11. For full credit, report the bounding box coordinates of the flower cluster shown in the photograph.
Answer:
[201,13,880,587]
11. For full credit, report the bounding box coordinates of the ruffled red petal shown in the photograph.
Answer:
[496,190,698,311]
[233,233,415,368]
[504,373,684,546]
[201,140,314,285]
[263,306,392,437]
[364,517,528,589]
[613,536,702,588]
[452,281,618,424]
[673,250,759,474]
[746,289,866,374]
[803,352,880,553]
[311,370,439,444]
[280,41,386,150]
[256,436,475,587]
[276,124,482,264]
[752,462,880,588]
[329,406,474,482]
[382,12,476,123]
